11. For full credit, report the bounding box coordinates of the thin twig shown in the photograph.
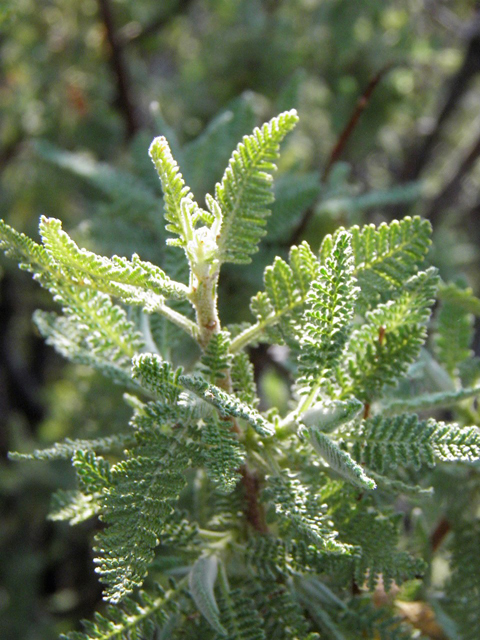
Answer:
[240,466,269,534]
[322,63,396,182]
[288,64,394,246]
[430,517,451,552]
[97,0,139,140]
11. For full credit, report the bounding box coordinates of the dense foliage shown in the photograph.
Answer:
[2,2,480,639]
[2,109,480,639]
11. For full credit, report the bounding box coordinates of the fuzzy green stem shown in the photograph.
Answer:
[153,301,199,340]
[189,273,220,350]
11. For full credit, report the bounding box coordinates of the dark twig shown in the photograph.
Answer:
[97,0,139,140]
[430,517,451,552]
[322,63,396,182]
[120,0,195,46]
[241,466,269,534]
[288,65,393,246]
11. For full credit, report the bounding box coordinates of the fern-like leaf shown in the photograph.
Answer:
[213,109,298,264]
[307,430,376,490]
[94,425,199,602]
[446,521,480,640]
[149,136,197,246]
[264,471,354,553]
[334,502,426,590]
[181,374,274,437]
[48,490,101,525]
[60,582,179,639]
[298,230,359,392]
[218,588,266,640]
[39,216,188,306]
[341,267,438,402]
[344,414,480,473]
[200,330,233,382]
[434,285,475,378]
[9,434,134,461]
[381,384,480,416]
[231,352,259,406]
[200,417,245,494]
[320,216,432,311]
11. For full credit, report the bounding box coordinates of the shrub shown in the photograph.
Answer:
[1,110,480,639]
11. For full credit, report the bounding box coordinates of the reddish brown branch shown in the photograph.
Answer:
[97,0,139,140]
[323,63,396,181]
[430,517,451,552]
[241,466,269,534]
[289,65,394,246]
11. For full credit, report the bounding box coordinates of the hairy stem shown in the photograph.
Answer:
[189,274,220,350]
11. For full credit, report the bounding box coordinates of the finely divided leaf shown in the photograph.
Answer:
[39,216,188,306]
[320,216,432,311]
[298,231,358,392]
[94,429,197,602]
[345,414,480,473]
[341,267,438,402]
[181,374,275,437]
[264,472,353,553]
[149,136,196,245]
[301,398,363,432]
[214,109,299,264]
[308,430,376,490]
[232,241,319,351]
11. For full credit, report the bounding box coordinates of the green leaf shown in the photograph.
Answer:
[308,430,376,490]
[48,490,100,525]
[200,417,245,494]
[298,230,359,392]
[301,398,363,433]
[94,427,198,602]
[214,109,299,264]
[181,374,275,437]
[320,216,432,311]
[189,555,227,636]
[264,471,354,553]
[0,218,51,275]
[434,285,475,377]
[231,241,319,351]
[149,135,197,246]
[345,414,480,473]
[131,353,183,404]
[200,330,233,383]
[60,582,179,640]
[341,267,438,402]
[39,216,188,306]
[446,522,480,640]
[73,450,111,493]
[381,385,480,416]
[9,434,134,461]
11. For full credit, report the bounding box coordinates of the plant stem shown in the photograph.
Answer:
[189,273,220,350]
[154,302,198,340]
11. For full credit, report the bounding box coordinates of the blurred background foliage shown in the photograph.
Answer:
[1,0,480,638]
